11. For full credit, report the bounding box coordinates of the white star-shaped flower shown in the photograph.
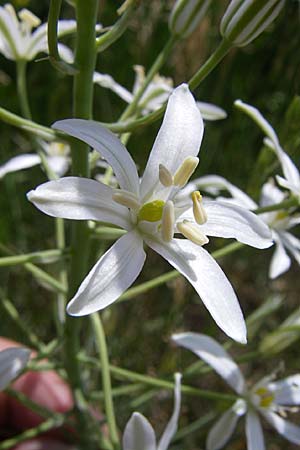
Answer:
[27,84,272,343]
[173,332,300,450]
[0,347,30,391]
[0,3,76,62]
[0,141,70,179]
[123,373,181,450]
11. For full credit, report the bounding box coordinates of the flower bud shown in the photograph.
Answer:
[220,0,285,47]
[169,0,212,38]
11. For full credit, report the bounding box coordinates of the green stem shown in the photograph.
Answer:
[0,248,66,267]
[91,314,119,449]
[188,39,232,90]
[16,60,32,120]
[120,35,177,120]
[255,197,299,214]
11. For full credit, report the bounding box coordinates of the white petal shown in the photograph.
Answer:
[172,333,245,393]
[93,72,133,104]
[140,84,203,201]
[269,233,291,279]
[269,374,300,406]
[67,231,146,316]
[123,412,156,450]
[279,231,300,265]
[46,156,69,177]
[57,43,74,63]
[265,139,300,191]
[0,154,41,178]
[260,180,285,207]
[194,200,272,249]
[196,102,227,121]
[0,347,30,390]
[157,373,182,450]
[261,410,300,445]
[27,177,132,230]
[145,237,247,343]
[276,174,300,197]
[53,120,140,196]
[206,401,245,450]
[245,411,265,450]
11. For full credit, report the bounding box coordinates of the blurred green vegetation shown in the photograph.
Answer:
[0,1,300,449]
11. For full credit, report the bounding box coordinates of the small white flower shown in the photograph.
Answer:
[172,332,300,450]
[0,3,76,62]
[27,84,272,343]
[123,373,181,450]
[0,141,70,179]
[184,174,300,279]
[94,66,227,121]
[0,347,30,390]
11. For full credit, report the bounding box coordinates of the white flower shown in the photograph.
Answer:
[93,66,227,121]
[234,99,300,199]
[27,84,272,343]
[172,332,300,450]
[0,347,30,390]
[0,141,70,179]
[169,0,212,38]
[123,373,181,450]
[0,3,76,62]
[183,174,300,279]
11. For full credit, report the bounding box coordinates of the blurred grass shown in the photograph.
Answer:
[0,1,300,448]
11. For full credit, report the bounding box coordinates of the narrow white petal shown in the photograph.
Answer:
[140,84,203,201]
[245,411,265,450]
[158,373,182,450]
[195,200,272,249]
[260,180,285,207]
[206,401,245,450]
[196,101,227,121]
[27,177,132,230]
[57,43,74,63]
[0,154,41,178]
[123,412,156,450]
[46,155,69,177]
[93,72,133,104]
[145,237,247,343]
[269,374,300,406]
[261,411,300,445]
[276,174,300,197]
[67,231,146,316]
[269,233,291,279]
[53,119,140,196]
[279,231,300,265]
[0,348,30,390]
[172,333,245,393]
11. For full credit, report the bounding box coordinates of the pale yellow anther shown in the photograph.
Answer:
[112,190,140,211]
[50,142,69,156]
[162,201,175,242]
[173,157,199,188]
[159,164,173,187]
[19,8,41,28]
[177,220,209,246]
[255,387,274,408]
[191,191,207,224]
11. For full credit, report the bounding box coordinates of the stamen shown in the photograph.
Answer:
[191,191,207,224]
[49,142,69,156]
[255,387,274,408]
[162,201,175,242]
[112,190,140,210]
[18,9,41,28]
[173,156,199,188]
[177,220,209,246]
[138,200,165,222]
[159,164,173,187]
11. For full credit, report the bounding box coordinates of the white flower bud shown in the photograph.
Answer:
[220,0,285,47]
[169,0,212,38]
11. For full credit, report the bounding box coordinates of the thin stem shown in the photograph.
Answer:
[0,248,66,267]
[255,197,299,214]
[16,60,32,120]
[91,314,119,449]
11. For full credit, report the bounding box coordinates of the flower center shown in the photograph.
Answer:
[137,200,165,222]
[255,387,274,408]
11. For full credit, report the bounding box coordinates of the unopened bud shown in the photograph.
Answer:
[169,0,212,38]
[220,0,284,47]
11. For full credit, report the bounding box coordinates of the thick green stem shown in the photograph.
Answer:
[16,60,32,120]
[91,314,119,449]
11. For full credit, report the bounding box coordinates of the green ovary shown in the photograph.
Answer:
[138,200,165,222]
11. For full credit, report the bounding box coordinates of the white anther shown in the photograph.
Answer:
[173,156,199,188]
[159,164,173,187]
[191,191,207,224]
[112,190,140,210]
[162,201,175,242]
[177,220,209,246]
[18,9,41,28]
